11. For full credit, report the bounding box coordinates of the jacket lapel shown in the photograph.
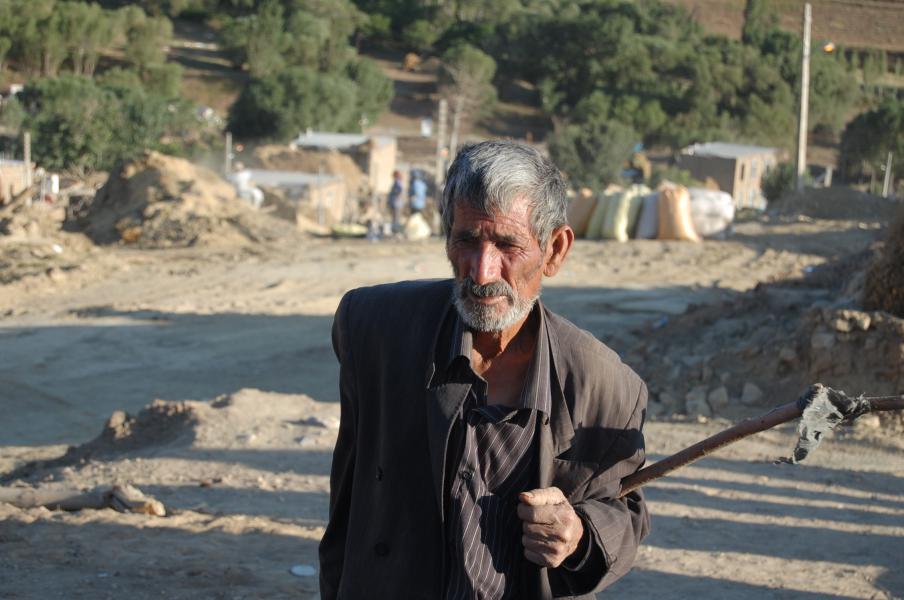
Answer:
[424,381,470,517]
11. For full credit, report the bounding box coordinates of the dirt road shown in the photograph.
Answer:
[1,215,902,599]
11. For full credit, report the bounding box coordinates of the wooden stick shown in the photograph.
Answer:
[618,393,904,498]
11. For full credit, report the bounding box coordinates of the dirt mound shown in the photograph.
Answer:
[862,204,904,317]
[2,400,200,483]
[0,196,95,285]
[627,253,903,429]
[768,187,900,222]
[249,144,367,195]
[69,151,299,248]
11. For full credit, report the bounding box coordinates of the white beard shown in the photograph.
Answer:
[452,278,538,332]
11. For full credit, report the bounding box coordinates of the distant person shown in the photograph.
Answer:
[409,170,427,214]
[387,170,404,233]
[320,140,650,599]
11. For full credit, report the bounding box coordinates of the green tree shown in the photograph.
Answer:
[13,73,198,173]
[761,162,795,203]
[840,99,904,184]
[439,42,497,150]
[122,9,173,73]
[346,57,393,128]
[227,67,360,139]
[547,92,638,190]
[741,0,777,49]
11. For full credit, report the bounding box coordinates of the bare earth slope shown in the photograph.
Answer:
[1,194,902,599]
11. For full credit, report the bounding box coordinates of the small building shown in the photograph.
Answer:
[0,159,30,203]
[246,169,348,227]
[291,131,397,196]
[677,142,781,209]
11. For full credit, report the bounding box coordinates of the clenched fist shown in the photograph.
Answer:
[517,486,585,568]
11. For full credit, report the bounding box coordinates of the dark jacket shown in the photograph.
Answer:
[319,279,650,599]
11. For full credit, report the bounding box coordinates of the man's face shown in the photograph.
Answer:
[446,197,545,333]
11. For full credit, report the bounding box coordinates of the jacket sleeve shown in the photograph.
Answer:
[318,291,359,600]
[550,380,651,597]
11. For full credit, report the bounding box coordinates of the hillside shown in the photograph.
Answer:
[665,0,904,53]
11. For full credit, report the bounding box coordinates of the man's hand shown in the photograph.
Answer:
[517,487,585,568]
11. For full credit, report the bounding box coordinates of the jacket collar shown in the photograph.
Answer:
[423,294,576,513]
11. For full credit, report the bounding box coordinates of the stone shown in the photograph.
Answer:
[701,363,713,383]
[778,347,798,364]
[658,391,679,409]
[854,414,881,430]
[850,312,871,331]
[741,382,764,406]
[707,386,730,412]
[810,331,836,351]
[831,318,852,333]
[685,386,711,418]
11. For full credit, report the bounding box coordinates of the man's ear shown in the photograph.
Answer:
[542,225,574,277]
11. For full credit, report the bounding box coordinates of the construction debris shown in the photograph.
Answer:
[67,151,299,248]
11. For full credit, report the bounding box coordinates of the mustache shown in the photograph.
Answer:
[457,277,515,301]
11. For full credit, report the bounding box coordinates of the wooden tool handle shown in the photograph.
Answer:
[617,393,904,498]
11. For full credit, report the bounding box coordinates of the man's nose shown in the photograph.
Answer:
[469,243,501,284]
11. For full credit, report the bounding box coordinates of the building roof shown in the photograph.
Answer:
[245,169,340,187]
[291,130,395,150]
[681,142,778,159]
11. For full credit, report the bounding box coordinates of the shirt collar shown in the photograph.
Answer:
[442,301,552,415]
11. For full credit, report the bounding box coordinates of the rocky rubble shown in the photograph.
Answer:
[628,245,904,428]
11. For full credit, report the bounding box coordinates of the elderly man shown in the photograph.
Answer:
[320,140,649,599]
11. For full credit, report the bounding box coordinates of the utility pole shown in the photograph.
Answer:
[435,98,448,189]
[795,3,812,191]
[23,131,32,188]
[882,152,894,198]
[224,131,233,175]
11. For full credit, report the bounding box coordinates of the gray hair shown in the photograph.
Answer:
[440,140,567,248]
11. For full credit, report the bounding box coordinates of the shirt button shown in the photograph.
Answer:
[460,470,473,481]
[374,542,390,557]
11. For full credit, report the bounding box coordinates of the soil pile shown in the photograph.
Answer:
[69,151,299,248]
[767,187,899,222]
[862,204,904,317]
[627,248,903,428]
[0,195,94,285]
[250,144,367,196]
[2,400,201,483]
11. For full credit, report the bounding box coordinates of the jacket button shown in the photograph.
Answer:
[376,467,383,481]
[460,470,473,481]
[374,542,390,557]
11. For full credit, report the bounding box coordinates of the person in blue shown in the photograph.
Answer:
[409,170,428,215]
[388,170,404,233]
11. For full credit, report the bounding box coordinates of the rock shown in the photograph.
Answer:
[685,386,711,417]
[741,382,764,406]
[289,564,317,577]
[810,331,836,351]
[299,416,340,429]
[849,311,871,331]
[778,347,798,364]
[831,318,852,333]
[701,362,713,383]
[658,391,679,409]
[854,414,881,430]
[707,386,730,412]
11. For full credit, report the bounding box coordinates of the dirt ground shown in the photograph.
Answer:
[1,200,903,598]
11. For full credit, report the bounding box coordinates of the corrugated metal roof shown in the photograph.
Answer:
[292,131,395,149]
[246,169,339,187]
[682,142,778,159]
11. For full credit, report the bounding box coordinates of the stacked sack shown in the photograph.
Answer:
[567,182,735,242]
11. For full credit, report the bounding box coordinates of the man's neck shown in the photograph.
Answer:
[470,309,538,372]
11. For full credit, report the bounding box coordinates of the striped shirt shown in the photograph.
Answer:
[441,307,552,600]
